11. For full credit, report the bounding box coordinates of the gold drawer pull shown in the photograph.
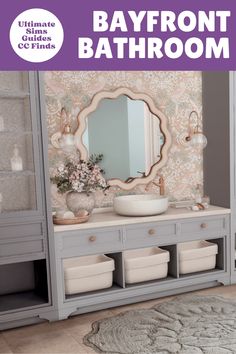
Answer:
[201,223,207,229]
[89,235,97,242]
[148,229,156,236]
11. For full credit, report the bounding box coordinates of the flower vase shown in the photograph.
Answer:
[66,191,95,215]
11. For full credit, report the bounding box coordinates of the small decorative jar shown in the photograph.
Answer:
[66,191,95,215]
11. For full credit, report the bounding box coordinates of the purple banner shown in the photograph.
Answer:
[0,0,235,70]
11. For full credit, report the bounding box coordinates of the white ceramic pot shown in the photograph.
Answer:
[66,191,95,215]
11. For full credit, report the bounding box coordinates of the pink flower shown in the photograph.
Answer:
[51,157,108,194]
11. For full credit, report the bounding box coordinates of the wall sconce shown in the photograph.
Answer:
[51,108,76,153]
[179,110,207,150]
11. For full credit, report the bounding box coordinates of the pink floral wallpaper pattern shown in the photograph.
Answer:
[44,71,203,208]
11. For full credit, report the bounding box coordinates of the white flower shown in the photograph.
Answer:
[57,165,64,173]
[51,157,108,194]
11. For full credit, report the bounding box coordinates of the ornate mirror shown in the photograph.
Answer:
[75,88,171,190]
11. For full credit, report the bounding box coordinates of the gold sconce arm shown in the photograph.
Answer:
[178,110,207,150]
[51,107,76,153]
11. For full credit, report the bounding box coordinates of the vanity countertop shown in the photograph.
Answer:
[54,205,231,233]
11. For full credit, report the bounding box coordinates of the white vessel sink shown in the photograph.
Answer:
[113,194,169,216]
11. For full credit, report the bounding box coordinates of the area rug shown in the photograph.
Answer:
[84,295,236,354]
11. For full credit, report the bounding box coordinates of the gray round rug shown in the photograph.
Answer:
[84,295,236,354]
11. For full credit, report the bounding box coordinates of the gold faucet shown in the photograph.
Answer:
[145,175,165,196]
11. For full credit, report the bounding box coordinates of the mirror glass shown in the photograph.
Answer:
[82,95,164,182]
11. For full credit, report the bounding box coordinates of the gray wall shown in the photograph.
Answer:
[203,72,230,208]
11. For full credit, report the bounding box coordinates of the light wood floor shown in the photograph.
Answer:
[1,285,236,354]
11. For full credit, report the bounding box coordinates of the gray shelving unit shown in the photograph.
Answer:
[0,71,235,329]
[202,72,236,283]
[0,72,55,330]
[229,72,236,283]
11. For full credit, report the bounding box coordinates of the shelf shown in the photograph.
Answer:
[0,130,33,136]
[65,277,176,301]
[0,91,30,99]
[179,267,224,279]
[0,291,48,313]
[64,269,225,303]
[125,276,176,289]
[65,284,122,301]
[0,170,35,178]
[0,259,49,313]
[0,209,37,215]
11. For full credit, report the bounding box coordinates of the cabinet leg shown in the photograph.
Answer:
[39,307,79,321]
[219,278,230,286]
[39,310,60,322]
[56,307,79,321]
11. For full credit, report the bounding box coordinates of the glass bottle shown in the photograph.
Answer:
[11,144,23,171]
[194,184,202,203]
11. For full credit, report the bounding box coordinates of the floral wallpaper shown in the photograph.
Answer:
[44,71,203,209]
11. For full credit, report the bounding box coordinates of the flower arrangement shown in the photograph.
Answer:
[50,154,108,195]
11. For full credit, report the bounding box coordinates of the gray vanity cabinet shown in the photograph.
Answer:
[53,210,230,320]
[0,72,55,330]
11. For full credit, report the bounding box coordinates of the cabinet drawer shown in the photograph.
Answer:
[180,217,226,235]
[125,222,176,248]
[0,239,44,258]
[0,223,43,240]
[61,229,123,257]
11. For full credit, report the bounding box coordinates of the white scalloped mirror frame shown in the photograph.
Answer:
[75,87,172,190]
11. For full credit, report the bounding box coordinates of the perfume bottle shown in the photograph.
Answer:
[0,116,4,132]
[11,144,23,171]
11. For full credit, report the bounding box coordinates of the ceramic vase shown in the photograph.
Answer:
[66,191,95,215]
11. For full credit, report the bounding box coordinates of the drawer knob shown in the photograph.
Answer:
[89,236,97,242]
[148,229,156,235]
[201,223,207,229]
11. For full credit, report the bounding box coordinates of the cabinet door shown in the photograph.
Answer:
[0,72,43,218]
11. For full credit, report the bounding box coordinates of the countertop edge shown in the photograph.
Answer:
[54,206,231,233]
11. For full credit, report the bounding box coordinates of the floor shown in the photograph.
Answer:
[1,285,236,354]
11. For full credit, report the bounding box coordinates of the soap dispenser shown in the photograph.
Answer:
[11,144,23,171]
